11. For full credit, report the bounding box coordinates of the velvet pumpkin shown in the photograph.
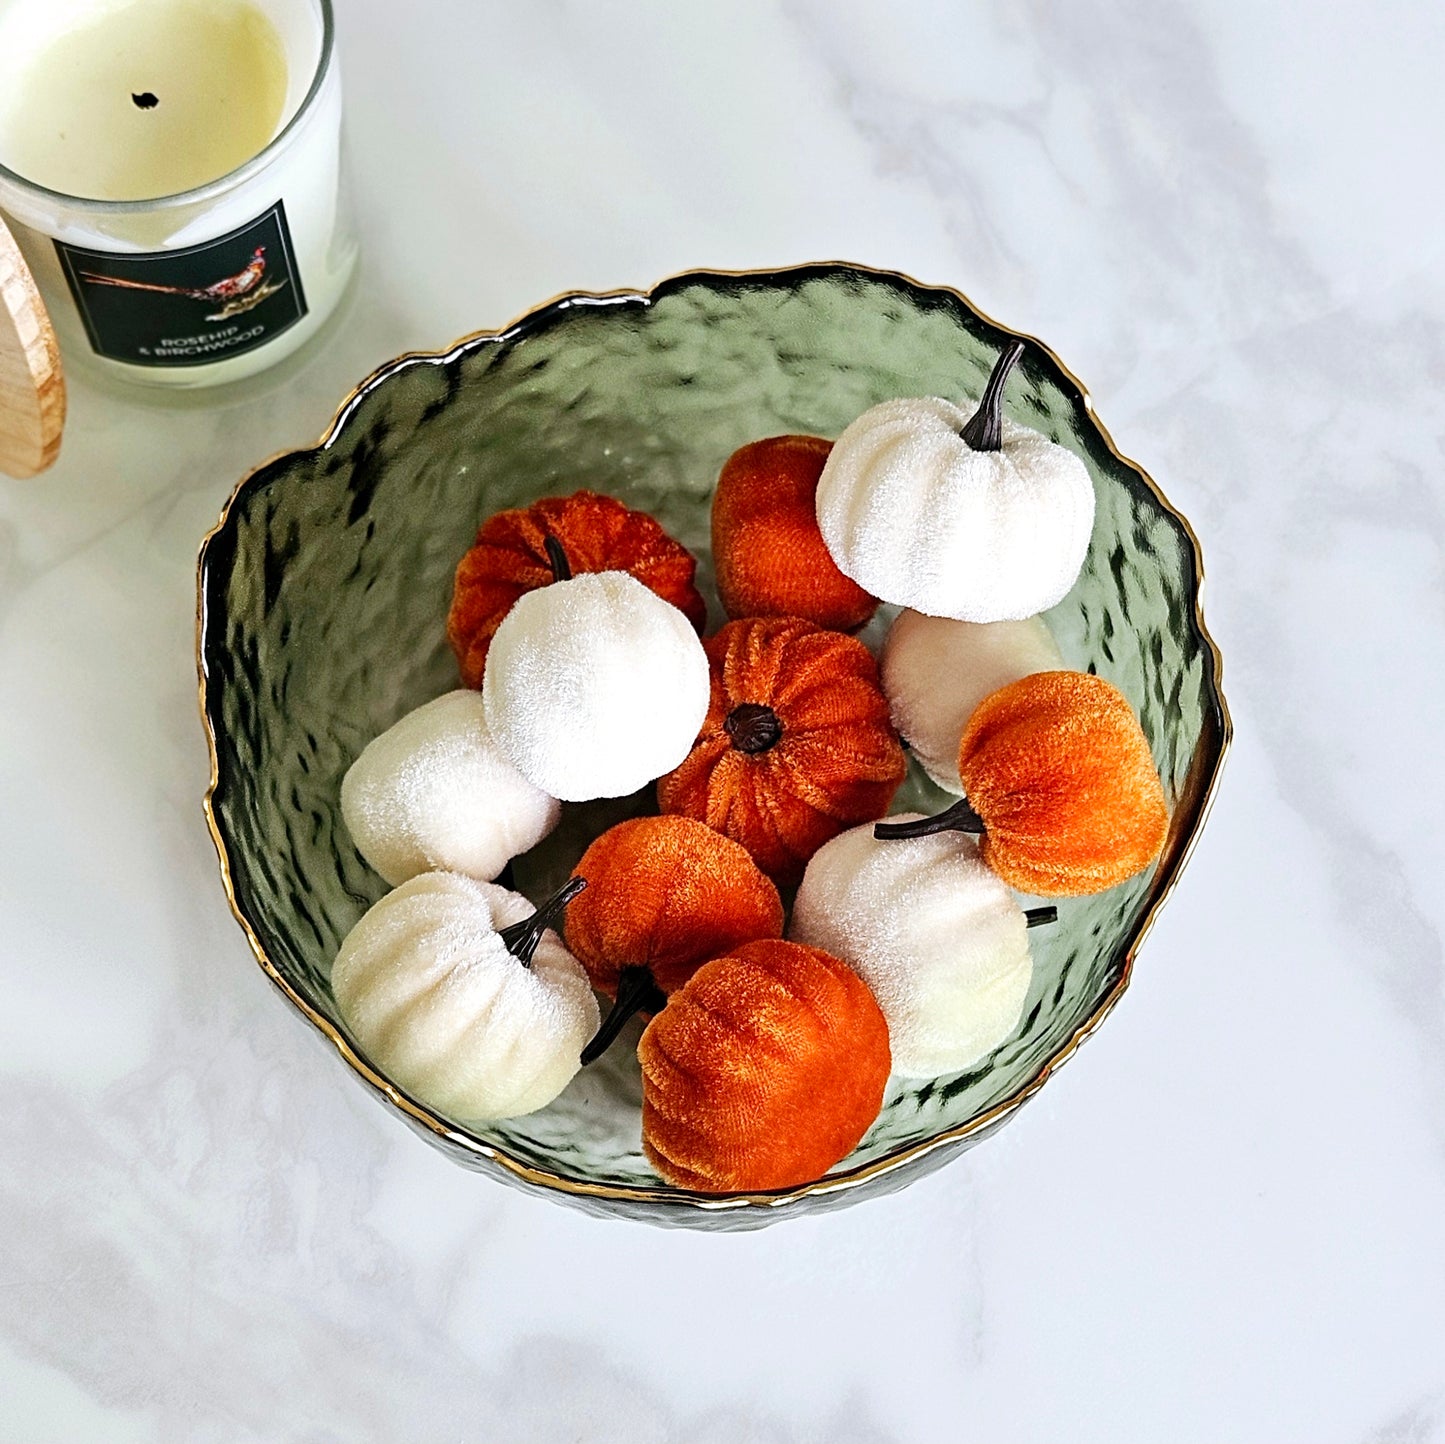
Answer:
[657,616,907,886]
[875,671,1169,896]
[448,489,707,688]
[566,815,784,1063]
[482,570,710,802]
[639,938,891,1193]
[815,342,1095,622]
[340,689,560,885]
[711,434,878,631]
[331,875,596,1122]
[792,821,1056,1078]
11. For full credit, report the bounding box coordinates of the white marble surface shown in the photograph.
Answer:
[3,0,1444,1438]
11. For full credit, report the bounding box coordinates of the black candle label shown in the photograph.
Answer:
[54,201,307,368]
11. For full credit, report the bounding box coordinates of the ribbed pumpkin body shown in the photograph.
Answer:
[448,489,706,687]
[711,435,877,631]
[481,570,710,802]
[960,670,1169,895]
[639,939,891,1193]
[815,398,1095,622]
[331,873,598,1122]
[792,822,1032,1078]
[567,815,783,997]
[657,616,906,885]
[340,689,560,885]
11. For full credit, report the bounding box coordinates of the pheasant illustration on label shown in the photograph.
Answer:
[55,201,307,367]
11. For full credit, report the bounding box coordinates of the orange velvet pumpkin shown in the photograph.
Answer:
[657,616,907,886]
[639,938,891,1193]
[448,490,707,688]
[566,815,784,1062]
[711,435,878,631]
[875,671,1169,895]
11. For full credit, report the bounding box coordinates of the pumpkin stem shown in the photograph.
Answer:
[580,964,668,1064]
[498,877,587,968]
[874,798,986,840]
[543,534,572,583]
[725,702,783,754]
[959,340,1025,452]
[1025,906,1058,929]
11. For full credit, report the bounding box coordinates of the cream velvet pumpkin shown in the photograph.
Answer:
[814,343,1095,621]
[331,873,599,1121]
[790,819,1040,1079]
[482,569,710,802]
[340,689,561,885]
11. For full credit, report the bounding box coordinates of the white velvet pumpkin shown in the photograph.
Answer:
[340,690,561,885]
[331,873,599,1121]
[482,570,710,802]
[814,343,1095,622]
[790,819,1038,1079]
[880,612,1065,794]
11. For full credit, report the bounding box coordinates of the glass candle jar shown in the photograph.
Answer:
[0,0,358,388]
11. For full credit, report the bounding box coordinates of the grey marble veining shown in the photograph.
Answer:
[2,0,1444,1439]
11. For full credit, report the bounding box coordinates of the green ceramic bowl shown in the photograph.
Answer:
[198,263,1230,1229]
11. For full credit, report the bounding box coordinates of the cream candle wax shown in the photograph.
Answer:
[2,0,290,203]
[0,0,356,386]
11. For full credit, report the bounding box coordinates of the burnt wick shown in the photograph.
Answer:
[132,92,159,110]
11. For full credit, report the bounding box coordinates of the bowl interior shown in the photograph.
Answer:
[200,265,1226,1225]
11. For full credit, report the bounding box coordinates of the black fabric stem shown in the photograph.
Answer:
[544,534,572,583]
[498,877,587,967]
[725,702,784,754]
[580,965,668,1065]
[874,797,986,840]
[959,340,1025,452]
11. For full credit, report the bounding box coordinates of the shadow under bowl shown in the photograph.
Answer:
[198,262,1230,1230]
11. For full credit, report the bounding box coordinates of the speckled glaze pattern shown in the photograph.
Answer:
[198,264,1229,1229]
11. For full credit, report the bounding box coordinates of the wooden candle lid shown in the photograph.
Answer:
[0,215,64,478]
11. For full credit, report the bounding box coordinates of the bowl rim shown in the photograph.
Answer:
[196,260,1233,1216]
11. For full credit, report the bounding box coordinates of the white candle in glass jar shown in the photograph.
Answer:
[0,0,357,387]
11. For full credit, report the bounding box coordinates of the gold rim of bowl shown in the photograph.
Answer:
[196,261,1234,1214]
